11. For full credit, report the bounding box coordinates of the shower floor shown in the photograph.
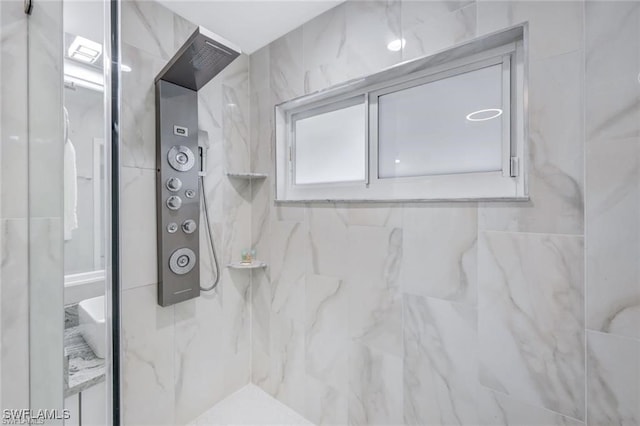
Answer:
[189,384,313,426]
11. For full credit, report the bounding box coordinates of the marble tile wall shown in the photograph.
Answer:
[249,1,639,425]
[0,0,65,415]
[584,2,640,424]
[119,1,252,424]
[0,0,29,411]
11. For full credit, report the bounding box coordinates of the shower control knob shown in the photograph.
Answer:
[166,177,182,192]
[166,195,182,210]
[168,248,196,275]
[167,222,178,233]
[185,189,196,199]
[182,219,197,234]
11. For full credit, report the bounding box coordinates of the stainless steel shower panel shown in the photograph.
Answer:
[155,27,240,91]
[156,80,200,306]
[156,26,240,307]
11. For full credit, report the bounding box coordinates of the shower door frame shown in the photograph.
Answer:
[106,0,122,423]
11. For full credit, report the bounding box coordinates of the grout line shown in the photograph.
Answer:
[478,229,585,238]
[586,328,640,344]
[582,2,589,423]
[479,383,587,424]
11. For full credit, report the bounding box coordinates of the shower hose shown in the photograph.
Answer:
[199,175,221,292]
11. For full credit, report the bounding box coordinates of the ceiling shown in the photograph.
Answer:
[159,0,345,54]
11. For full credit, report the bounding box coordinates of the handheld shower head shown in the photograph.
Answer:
[198,130,210,177]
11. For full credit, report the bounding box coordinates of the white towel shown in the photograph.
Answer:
[64,139,78,241]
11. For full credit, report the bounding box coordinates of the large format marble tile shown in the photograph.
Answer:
[121,42,165,170]
[173,291,228,425]
[585,1,640,143]
[587,331,640,426]
[173,13,197,52]
[220,268,252,394]
[403,294,478,425]
[0,219,29,409]
[266,291,307,416]
[479,51,584,235]
[477,388,584,426]
[586,137,640,340]
[347,225,403,357]
[120,166,157,290]
[305,375,348,426]
[122,284,175,425]
[302,4,349,94]
[305,274,348,393]
[476,0,583,61]
[222,54,251,174]
[270,27,304,104]
[27,0,63,220]
[307,206,348,278]
[401,205,477,304]
[121,0,174,60]
[478,231,585,420]
[348,342,403,425]
[28,218,64,412]
[0,0,28,219]
[345,0,402,79]
[401,1,476,62]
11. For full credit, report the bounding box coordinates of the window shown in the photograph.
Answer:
[293,97,366,185]
[276,25,527,202]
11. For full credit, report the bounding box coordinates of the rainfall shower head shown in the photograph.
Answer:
[156,26,241,91]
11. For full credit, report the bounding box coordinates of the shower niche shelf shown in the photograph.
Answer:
[227,261,267,270]
[226,172,268,180]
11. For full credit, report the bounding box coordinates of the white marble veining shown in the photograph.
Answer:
[0,219,29,410]
[348,342,403,425]
[270,27,304,104]
[119,4,254,423]
[401,1,476,62]
[586,331,640,426]
[0,0,28,219]
[121,0,174,60]
[29,218,65,413]
[121,42,166,170]
[585,1,640,344]
[586,136,640,340]
[302,5,348,94]
[122,284,176,425]
[347,226,403,357]
[307,207,348,279]
[305,274,348,394]
[479,51,584,235]
[120,167,158,290]
[401,206,477,304]
[476,0,583,62]
[173,289,239,425]
[585,1,640,143]
[345,0,402,80]
[403,294,478,425]
[477,389,584,426]
[478,231,584,420]
[248,1,603,424]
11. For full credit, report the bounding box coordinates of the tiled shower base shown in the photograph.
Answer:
[189,384,313,426]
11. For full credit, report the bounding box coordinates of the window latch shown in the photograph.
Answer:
[510,157,519,177]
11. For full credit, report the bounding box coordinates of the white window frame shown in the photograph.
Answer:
[275,25,528,202]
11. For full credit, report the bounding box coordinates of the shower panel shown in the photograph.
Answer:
[155,27,240,307]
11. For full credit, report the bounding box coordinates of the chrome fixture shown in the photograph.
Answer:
[156,26,240,307]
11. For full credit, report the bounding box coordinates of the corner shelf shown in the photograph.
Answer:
[227,261,267,270]
[226,172,268,180]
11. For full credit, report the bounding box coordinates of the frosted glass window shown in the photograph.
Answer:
[294,101,366,185]
[378,64,504,178]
